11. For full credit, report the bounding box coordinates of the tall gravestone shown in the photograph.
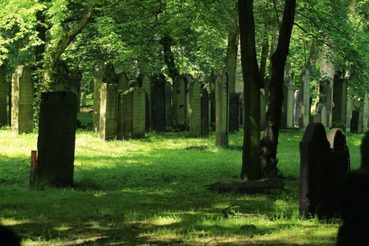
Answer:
[294,90,301,128]
[285,80,294,128]
[215,71,229,148]
[350,110,359,133]
[320,52,335,128]
[228,93,239,132]
[332,71,348,128]
[132,88,146,138]
[99,83,117,141]
[117,89,134,140]
[201,88,209,135]
[11,65,33,134]
[299,123,330,218]
[0,65,7,126]
[313,103,328,127]
[165,81,172,130]
[324,128,350,218]
[36,92,77,187]
[358,92,369,133]
[151,74,166,132]
[93,62,105,132]
[142,74,151,131]
[173,76,187,130]
[336,132,369,245]
[189,80,202,137]
[346,95,353,130]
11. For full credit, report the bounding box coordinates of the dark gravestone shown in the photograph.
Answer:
[332,72,347,128]
[132,88,146,138]
[189,80,201,137]
[11,65,33,134]
[142,74,151,131]
[0,65,7,126]
[228,93,239,133]
[322,128,350,218]
[299,123,330,218]
[165,81,172,130]
[201,88,209,136]
[350,110,359,133]
[117,89,133,140]
[173,76,187,130]
[36,92,77,187]
[151,74,166,132]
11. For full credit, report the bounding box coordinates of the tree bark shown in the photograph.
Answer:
[260,0,296,178]
[162,34,180,83]
[239,0,261,180]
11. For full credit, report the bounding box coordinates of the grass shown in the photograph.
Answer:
[0,127,364,245]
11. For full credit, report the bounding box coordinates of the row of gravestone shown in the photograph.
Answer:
[300,123,369,244]
[0,63,82,133]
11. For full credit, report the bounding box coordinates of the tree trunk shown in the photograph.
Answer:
[35,9,46,68]
[259,29,270,89]
[260,0,296,178]
[162,34,180,83]
[225,21,239,94]
[239,0,261,181]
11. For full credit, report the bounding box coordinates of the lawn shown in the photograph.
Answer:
[0,128,364,245]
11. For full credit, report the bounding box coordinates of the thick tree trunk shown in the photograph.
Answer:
[162,34,180,83]
[225,22,239,94]
[260,0,296,178]
[259,30,270,89]
[239,0,261,181]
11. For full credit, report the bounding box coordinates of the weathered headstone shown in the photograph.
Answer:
[11,65,33,134]
[228,93,239,133]
[359,92,369,133]
[151,74,166,132]
[36,92,77,187]
[294,90,301,128]
[165,81,172,130]
[346,95,353,130]
[93,62,105,132]
[350,110,359,133]
[332,71,348,128]
[201,88,209,135]
[132,88,146,138]
[215,71,229,148]
[185,75,192,128]
[99,83,117,140]
[323,128,350,218]
[189,80,202,137]
[117,72,129,92]
[299,123,330,218]
[313,103,328,127]
[285,81,294,128]
[117,89,133,140]
[0,65,7,126]
[172,76,187,130]
[142,74,151,131]
[81,92,87,107]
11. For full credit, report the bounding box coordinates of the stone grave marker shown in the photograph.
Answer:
[299,123,330,218]
[36,91,77,187]
[93,62,105,132]
[189,79,201,137]
[151,74,166,132]
[293,89,301,128]
[0,65,7,126]
[11,65,33,134]
[117,89,134,140]
[350,110,359,133]
[215,71,229,148]
[165,81,172,130]
[173,76,187,130]
[142,74,151,131]
[132,88,146,138]
[99,83,117,140]
[332,71,347,128]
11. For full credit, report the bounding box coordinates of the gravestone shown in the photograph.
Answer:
[350,110,359,133]
[165,81,172,130]
[323,128,350,218]
[11,65,33,134]
[201,88,209,135]
[346,96,353,130]
[359,93,369,133]
[294,90,301,128]
[336,133,369,245]
[132,88,146,138]
[142,74,151,131]
[228,93,239,133]
[93,62,105,132]
[215,71,229,148]
[117,72,129,92]
[299,123,330,218]
[301,72,311,129]
[189,79,202,137]
[0,65,7,126]
[36,92,77,187]
[332,71,348,128]
[151,74,166,132]
[282,76,294,128]
[99,83,117,141]
[184,75,192,128]
[173,76,187,130]
[117,89,134,140]
[81,92,87,107]
[313,103,328,127]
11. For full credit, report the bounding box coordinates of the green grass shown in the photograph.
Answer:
[0,128,364,245]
